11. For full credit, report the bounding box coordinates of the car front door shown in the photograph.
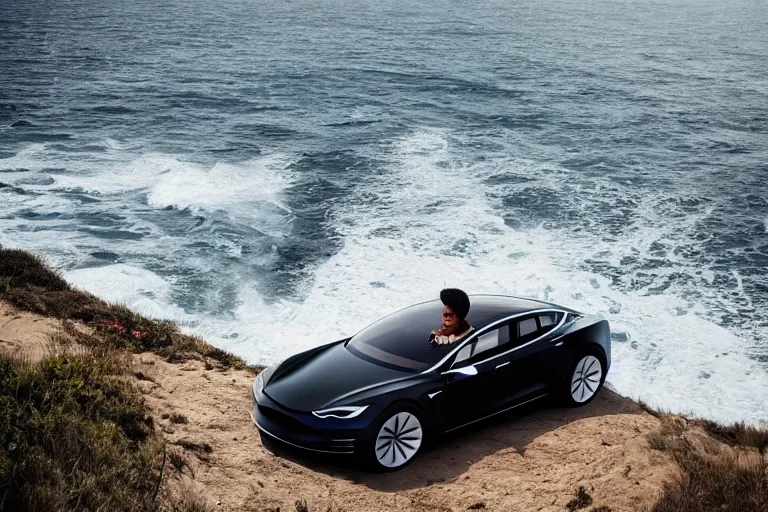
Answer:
[438,326,512,431]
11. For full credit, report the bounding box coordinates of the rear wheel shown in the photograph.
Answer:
[562,352,605,406]
[362,406,424,471]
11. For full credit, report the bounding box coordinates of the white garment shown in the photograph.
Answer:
[431,326,473,345]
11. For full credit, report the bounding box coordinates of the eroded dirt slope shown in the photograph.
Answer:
[136,355,676,512]
[1,301,676,512]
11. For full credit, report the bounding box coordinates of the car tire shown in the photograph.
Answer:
[560,350,606,407]
[360,404,426,471]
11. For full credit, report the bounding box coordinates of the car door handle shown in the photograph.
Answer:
[495,361,510,369]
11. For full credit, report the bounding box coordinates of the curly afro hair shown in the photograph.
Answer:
[440,288,470,319]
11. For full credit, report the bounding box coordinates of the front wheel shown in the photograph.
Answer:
[361,407,424,471]
[562,353,605,406]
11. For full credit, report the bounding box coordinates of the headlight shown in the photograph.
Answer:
[312,406,369,419]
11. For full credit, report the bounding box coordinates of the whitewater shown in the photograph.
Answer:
[1,0,767,425]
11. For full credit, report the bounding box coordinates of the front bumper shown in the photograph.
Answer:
[251,389,376,455]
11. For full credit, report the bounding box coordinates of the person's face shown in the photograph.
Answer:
[442,305,459,332]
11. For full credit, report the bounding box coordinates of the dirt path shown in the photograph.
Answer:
[0,301,61,361]
[137,356,676,512]
[0,301,676,512]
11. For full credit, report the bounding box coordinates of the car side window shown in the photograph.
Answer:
[517,317,537,338]
[537,312,561,335]
[511,315,541,346]
[512,312,563,346]
[453,326,510,366]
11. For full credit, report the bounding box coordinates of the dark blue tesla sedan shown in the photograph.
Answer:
[251,295,611,471]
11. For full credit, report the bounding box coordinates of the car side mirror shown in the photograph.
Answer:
[442,365,478,377]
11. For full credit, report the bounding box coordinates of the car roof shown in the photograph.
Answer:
[375,294,576,331]
[457,294,576,327]
[346,295,578,372]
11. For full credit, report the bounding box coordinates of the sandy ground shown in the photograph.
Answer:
[0,301,62,361]
[1,301,677,512]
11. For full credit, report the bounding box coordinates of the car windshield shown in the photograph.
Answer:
[346,301,464,372]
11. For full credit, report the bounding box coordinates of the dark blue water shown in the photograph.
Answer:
[1,0,767,423]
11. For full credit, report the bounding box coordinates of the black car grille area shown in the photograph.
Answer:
[259,405,311,434]
[257,405,356,453]
[326,439,356,452]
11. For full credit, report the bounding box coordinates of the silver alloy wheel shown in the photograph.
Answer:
[375,411,423,469]
[571,355,602,403]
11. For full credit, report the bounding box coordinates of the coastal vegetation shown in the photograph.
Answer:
[0,248,766,511]
[0,247,254,511]
[0,351,162,511]
[0,249,251,371]
[645,411,768,512]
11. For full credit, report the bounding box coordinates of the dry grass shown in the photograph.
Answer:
[293,499,345,512]
[162,479,213,512]
[168,449,188,473]
[697,420,768,455]
[0,248,258,373]
[647,415,768,512]
[169,412,189,424]
[173,440,213,455]
[565,486,593,511]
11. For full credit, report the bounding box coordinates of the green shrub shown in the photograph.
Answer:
[0,353,161,512]
[0,249,69,291]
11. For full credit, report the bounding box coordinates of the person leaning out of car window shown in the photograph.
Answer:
[429,288,474,345]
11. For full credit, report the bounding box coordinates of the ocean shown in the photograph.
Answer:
[1,0,766,424]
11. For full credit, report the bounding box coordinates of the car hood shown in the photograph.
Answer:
[263,343,409,411]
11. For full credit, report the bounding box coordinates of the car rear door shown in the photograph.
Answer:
[495,312,563,403]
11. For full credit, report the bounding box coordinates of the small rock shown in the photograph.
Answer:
[611,332,629,343]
